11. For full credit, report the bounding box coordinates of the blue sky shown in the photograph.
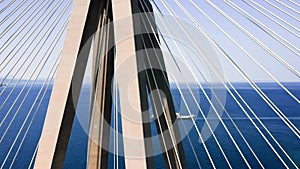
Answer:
[0,0,299,83]
[154,0,300,82]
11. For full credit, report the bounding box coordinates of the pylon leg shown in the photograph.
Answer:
[34,0,104,168]
[87,4,115,168]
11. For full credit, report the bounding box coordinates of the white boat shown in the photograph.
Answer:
[151,113,195,119]
[176,113,195,119]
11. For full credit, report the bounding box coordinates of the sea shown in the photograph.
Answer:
[0,82,299,169]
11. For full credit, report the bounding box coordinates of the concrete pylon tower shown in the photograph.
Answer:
[34,0,186,168]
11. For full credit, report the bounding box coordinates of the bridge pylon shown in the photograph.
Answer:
[34,0,186,168]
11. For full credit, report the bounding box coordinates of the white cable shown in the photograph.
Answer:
[0,0,71,109]
[138,2,188,168]
[249,0,300,32]
[0,20,68,145]
[0,0,54,54]
[185,0,300,131]
[3,55,60,169]
[243,0,300,38]
[0,0,42,39]
[0,0,17,14]
[138,1,223,168]
[263,0,300,22]
[179,44,265,168]
[0,0,29,26]
[0,0,66,77]
[208,0,300,79]
[205,0,300,138]
[275,0,300,14]
[225,0,300,56]
[140,2,221,168]
[288,0,300,7]
[143,66,173,168]
[161,0,256,168]
[87,5,108,167]
[27,144,38,169]
[224,0,300,103]
[248,0,300,34]
[173,1,298,167]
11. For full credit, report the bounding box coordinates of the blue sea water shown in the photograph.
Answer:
[0,82,299,168]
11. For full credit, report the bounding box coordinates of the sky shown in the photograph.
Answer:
[154,0,300,82]
[0,0,299,83]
